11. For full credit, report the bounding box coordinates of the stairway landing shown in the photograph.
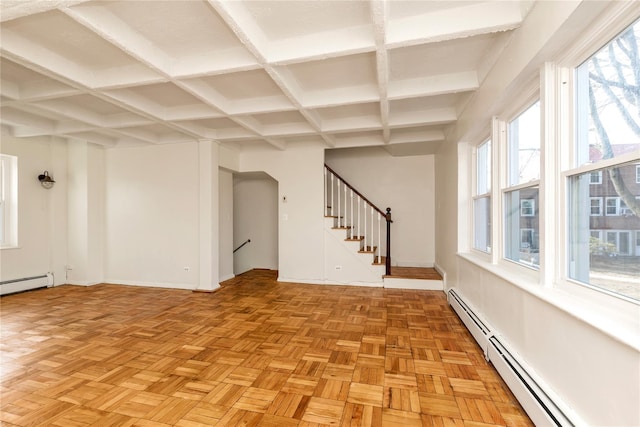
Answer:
[383,267,444,290]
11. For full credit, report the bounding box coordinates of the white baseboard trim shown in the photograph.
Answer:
[395,260,435,268]
[219,274,235,283]
[277,277,383,287]
[434,262,447,288]
[65,280,102,286]
[104,279,196,291]
[383,277,444,290]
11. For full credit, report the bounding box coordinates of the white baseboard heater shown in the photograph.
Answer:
[0,274,52,296]
[447,289,574,427]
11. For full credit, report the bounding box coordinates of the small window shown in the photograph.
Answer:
[605,197,620,216]
[590,198,602,216]
[590,171,602,184]
[0,154,18,248]
[636,165,640,184]
[520,199,535,217]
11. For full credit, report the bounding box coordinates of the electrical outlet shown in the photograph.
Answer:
[184,266,190,272]
[334,265,342,271]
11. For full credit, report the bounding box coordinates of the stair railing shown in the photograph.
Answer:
[324,164,392,275]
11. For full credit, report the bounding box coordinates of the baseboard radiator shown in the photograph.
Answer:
[0,273,52,296]
[447,289,574,427]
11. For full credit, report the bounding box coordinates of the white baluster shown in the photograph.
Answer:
[378,213,381,262]
[357,195,361,241]
[363,202,367,249]
[324,168,327,216]
[370,206,374,252]
[337,180,341,227]
[350,189,354,238]
[330,173,334,217]
[344,184,348,228]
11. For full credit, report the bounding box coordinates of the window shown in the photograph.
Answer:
[505,101,540,268]
[590,198,602,216]
[520,199,535,216]
[568,18,640,301]
[605,197,621,216]
[0,154,18,248]
[590,171,602,184]
[473,140,491,253]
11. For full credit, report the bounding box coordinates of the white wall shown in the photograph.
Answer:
[104,143,200,289]
[0,135,67,285]
[67,141,105,285]
[219,169,234,282]
[233,173,278,275]
[434,1,640,425]
[240,146,324,283]
[325,146,435,267]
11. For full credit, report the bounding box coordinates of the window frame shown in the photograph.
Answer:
[0,154,18,249]
[471,138,493,254]
[502,100,542,270]
[589,197,603,216]
[520,199,535,217]
[590,171,602,184]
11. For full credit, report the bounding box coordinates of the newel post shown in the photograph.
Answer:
[385,207,392,276]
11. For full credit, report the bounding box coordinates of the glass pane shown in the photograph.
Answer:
[504,186,539,267]
[508,102,540,186]
[477,140,491,195]
[473,196,491,252]
[568,161,640,301]
[576,19,640,167]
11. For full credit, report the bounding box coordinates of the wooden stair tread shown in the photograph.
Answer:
[358,246,377,254]
[384,267,443,280]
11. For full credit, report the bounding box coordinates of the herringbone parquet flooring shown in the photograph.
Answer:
[0,270,533,426]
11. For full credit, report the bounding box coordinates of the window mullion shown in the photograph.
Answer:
[491,117,504,264]
[540,62,560,287]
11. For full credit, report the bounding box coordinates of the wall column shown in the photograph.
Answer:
[197,140,221,291]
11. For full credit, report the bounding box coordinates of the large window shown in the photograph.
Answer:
[473,140,491,252]
[504,101,540,267]
[0,154,18,248]
[568,18,640,302]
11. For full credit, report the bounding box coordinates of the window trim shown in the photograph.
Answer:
[590,171,602,184]
[0,154,18,249]
[589,197,602,216]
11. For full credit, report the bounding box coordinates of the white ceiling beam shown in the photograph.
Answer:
[390,107,457,128]
[0,0,87,22]
[387,1,524,48]
[0,79,20,100]
[0,32,91,87]
[60,5,172,76]
[389,128,445,144]
[389,72,479,100]
[370,0,389,143]
[0,107,54,130]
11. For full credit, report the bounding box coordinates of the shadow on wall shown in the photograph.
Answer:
[233,172,279,275]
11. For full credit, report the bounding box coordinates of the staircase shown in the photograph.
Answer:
[324,164,443,290]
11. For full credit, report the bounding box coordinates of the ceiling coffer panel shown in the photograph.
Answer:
[0,0,531,154]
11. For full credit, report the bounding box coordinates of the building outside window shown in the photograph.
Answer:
[568,18,640,301]
[505,101,540,267]
[590,171,602,184]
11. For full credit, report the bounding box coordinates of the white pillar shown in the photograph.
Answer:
[197,140,221,292]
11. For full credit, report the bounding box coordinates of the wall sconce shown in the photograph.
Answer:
[38,171,55,189]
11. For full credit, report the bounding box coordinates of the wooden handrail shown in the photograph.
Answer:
[325,164,393,275]
[233,239,251,253]
[324,164,387,217]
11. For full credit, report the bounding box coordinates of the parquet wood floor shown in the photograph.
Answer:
[1,270,533,426]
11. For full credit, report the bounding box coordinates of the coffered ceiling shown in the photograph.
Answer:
[0,0,534,154]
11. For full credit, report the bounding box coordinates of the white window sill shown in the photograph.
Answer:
[457,251,640,352]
